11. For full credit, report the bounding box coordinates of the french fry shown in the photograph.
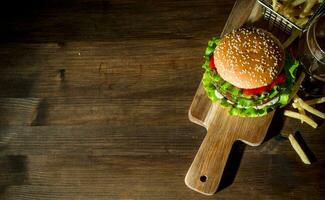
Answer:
[292,95,306,123]
[270,0,322,27]
[284,110,318,128]
[300,0,318,18]
[292,100,306,123]
[288,134,311,164]
[287,72,305,104]
[296,17,309,27]
[304,97,325,105]
[272,0,279,11]
[283,29,300,48]
[295,97,325,119]
[313,74,325,82]
[292,0,306,6]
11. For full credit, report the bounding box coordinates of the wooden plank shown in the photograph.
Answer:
[0,125,204,156]
[0,98,40,125]
[0,122,323,156]
[0,154,323,200]
[0,41,203,98]
[0,97,193,126]
[0,0,234,43]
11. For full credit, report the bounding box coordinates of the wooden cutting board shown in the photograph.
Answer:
[185,82,274,195]
[185,0,281,195]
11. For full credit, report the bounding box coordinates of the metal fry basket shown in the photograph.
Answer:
[258,0,325,34]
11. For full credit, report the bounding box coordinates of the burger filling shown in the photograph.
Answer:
[202,37,299,117]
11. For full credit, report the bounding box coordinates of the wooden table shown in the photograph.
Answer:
[0,0,323,199]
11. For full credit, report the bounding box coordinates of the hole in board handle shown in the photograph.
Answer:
[200,175,207,182]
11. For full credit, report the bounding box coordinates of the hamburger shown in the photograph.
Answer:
[202,27,299,117]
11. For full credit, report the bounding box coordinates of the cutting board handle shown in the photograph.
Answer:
[185,126,236,195]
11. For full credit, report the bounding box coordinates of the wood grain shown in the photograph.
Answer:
[0,41,203,99]
[0,0,324,199]
[0,97,193,126]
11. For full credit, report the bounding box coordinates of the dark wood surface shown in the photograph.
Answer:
[0,0,324,199]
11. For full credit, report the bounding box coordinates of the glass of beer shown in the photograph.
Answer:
[298,14,325,97]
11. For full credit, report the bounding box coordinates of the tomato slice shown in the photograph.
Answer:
[209,55,215,69]
[243,74,286,95]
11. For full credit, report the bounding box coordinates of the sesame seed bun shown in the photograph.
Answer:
[214,27,285,89]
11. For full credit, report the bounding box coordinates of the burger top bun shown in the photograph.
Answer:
[213,27,285,89]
